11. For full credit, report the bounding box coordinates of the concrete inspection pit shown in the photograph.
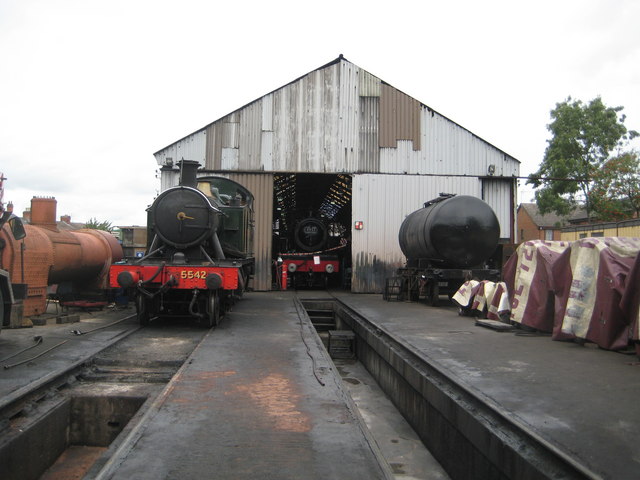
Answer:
[298,296,593,480]
[1,388,147,480]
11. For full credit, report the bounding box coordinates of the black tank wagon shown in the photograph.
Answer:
[385,194,502,305]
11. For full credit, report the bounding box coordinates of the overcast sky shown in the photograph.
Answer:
[1,0,639,226]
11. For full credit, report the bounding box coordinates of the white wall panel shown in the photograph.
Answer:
[154,130,206,166]
[221,148,239,170]
[482,178,515,240]
[262,94,273,131]
[160,168,179,191]
[261,131,273,171]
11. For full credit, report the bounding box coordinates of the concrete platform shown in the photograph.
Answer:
[331,292,640,480]
[4,291,636,479]
[98,293,390,479]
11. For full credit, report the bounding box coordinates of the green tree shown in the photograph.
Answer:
[527,96,638,218]
[590,151,640,220]
[85,217,114,232]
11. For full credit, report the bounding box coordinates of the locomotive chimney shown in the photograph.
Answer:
[30,196,58,231]
[178,160,200,188]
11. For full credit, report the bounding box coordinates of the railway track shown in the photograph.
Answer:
[0,311,213,480]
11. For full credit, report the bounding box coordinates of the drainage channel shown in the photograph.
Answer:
[0,319,210,480]
[299,298,597,480]
[301,298,449,480]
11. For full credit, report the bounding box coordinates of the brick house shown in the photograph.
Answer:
[517,203,587,243]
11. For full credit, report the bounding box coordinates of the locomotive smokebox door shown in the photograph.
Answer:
[295,218,329,252]
[152,187,219,250]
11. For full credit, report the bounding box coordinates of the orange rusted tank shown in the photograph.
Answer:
[0,197,123,318]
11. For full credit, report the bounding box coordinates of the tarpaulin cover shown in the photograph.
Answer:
[620,253,640,355]
[452,280,510,321]
[552,237,640,350]
[503,240,571,332]
[451,280,479,308]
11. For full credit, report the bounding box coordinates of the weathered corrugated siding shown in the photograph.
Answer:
[155,130,207,166]
[359,97,379,172]
[351,174,484,293]
[160,167,179,191]
[482,177,515,241]
[227,173,273,292]
[379,84,421,150]
[339,60,360,172]
[380,107,519,177]
[359,68,381,97]
[156,57,519,181]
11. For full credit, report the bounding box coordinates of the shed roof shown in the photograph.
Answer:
[154,54,520,165]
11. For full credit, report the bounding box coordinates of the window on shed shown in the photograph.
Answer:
[544,229,553,241]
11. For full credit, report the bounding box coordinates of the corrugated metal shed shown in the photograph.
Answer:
[154,55,521,293]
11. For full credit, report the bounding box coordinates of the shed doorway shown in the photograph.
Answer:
[272,173,352,290]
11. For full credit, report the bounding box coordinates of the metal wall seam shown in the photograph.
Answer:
[262,94,273,132]
[338,60,359,173]
[205,122,224,170]
[359,97,379,172]
[261,132,273,171]
[239,101,262,170]
[222,117,239,149]
[323,64,340,173]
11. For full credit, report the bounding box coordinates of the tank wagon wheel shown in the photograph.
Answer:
[206,291,220,328]
[136,294,151,326]
[429,282,439,307]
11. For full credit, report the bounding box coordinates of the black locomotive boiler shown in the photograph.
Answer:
[110,160,254,326]
[384,193,501,305]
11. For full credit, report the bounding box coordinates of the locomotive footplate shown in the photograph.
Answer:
[279,254,340,289]
[384,267,500,306]
[280,254,340,273]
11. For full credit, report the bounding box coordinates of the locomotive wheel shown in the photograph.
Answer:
[136,295,150,326]
[206,291,220,328]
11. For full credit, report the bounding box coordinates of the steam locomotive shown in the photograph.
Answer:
[384,193,502,305]
[110,161,254,326]
[277,214,348,289]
